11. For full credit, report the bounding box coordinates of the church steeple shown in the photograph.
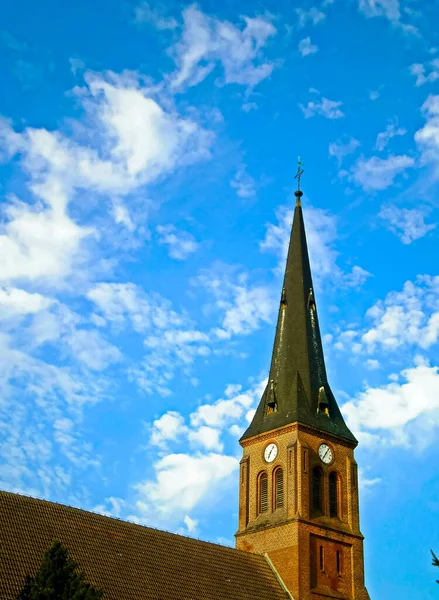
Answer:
[236,161,370,600]
[241,170,355,443]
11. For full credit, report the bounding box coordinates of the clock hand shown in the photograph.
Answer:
[323,449,330,460]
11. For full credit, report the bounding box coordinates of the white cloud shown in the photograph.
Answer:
[69,58,85,75]
[188,426,223,451]
[87,282,184,332]
[300,92,344,119]
[195,265,274,338]
[329,138,360,165]
[415,95,439,176]
[156,224,198,260]
[343,265,372,288]
[131,378,265,528]
[183,515,198,533]
[190,391,254,429]
[0,288,120,374]
[230,165,256,198]
[0,288,53,319]
[342,360,439,448]
[242,102,258,112]
[361,276,439,352]
[82,72,212,181]
[134,452,238,518]
[369,90,380,101]
[65,329,122,371]
[0,190,93,285]
[88,282,210,395]
[366,359,380,370]
[351,154,414,191]
[169,5,276,90]
[134,2,178,29]
[148,379,261,461]
[358,0,420,36]
[261,205,371,290]
[358,0,400,21]
[298,37,318,57]
[112,200,135,231]
[410,60,439,86]
[375,121,407,151]
[0,71,212,287]
[295,7,326,28]
[93,496,127,518]
[359,468,382,489]
[0,328,106,496]
[149,411,188,449]
[379,204,436,244]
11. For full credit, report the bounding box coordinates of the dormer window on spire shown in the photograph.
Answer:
[266,380,278,414]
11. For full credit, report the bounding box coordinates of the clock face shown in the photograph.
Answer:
[318,443,333,464]
[264,443,278,463]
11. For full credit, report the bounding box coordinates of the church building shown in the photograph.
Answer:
[0,183,370,599]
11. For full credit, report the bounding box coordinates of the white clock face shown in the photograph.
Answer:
[318,443,333,464]
[264,443,278,463]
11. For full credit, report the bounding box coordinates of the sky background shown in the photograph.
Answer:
[1,0,439,597]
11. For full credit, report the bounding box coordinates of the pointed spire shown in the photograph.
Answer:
[241,163,356,443]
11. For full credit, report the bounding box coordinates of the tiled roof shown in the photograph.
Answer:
[241,194,356,444]
[0,490,287,600]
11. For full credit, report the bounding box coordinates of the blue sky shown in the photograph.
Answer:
[1,0,439,596]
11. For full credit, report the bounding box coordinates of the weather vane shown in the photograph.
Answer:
[294,156,305,191]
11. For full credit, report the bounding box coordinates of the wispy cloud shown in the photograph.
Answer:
[168,5,277,91]
[295,7,326,28]
[300,90,344,119]
[134,2,178,29]
[333,275,439,356]
[415,94,439,177]
[410,59,439,86]
[351,154,415,191]
[342,358,439,449]
[358,0,400,21]
[194,263,274,339]
[329,137,360,165]
[156,224,198,260]
[379,204,436,244]
[298,37,318,56]
[375,120,407,150]
[358,0,420,36]
[0,71,212,286]
[230,165,256,198]
[131,379,263,527]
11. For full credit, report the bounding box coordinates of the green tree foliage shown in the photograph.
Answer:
[16,540,103,600]
[432,550,439,584]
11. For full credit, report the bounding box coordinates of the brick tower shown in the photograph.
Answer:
[235,181,370,600]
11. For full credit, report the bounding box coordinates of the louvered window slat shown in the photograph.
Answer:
[312,468,322,512]
[275,469,284,509]
[329,472,338,517]
[259,473,268,513]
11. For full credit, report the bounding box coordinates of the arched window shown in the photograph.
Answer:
[312,467,323,513]
[329,472,338,518]
[274,468,284,509]
[258,472,268,514]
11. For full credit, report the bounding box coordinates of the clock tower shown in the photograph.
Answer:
[235,184,370,600]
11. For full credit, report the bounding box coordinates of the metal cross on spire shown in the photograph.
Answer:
[294,156,305,191]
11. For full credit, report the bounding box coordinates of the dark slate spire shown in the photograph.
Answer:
[241,172,356,443]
